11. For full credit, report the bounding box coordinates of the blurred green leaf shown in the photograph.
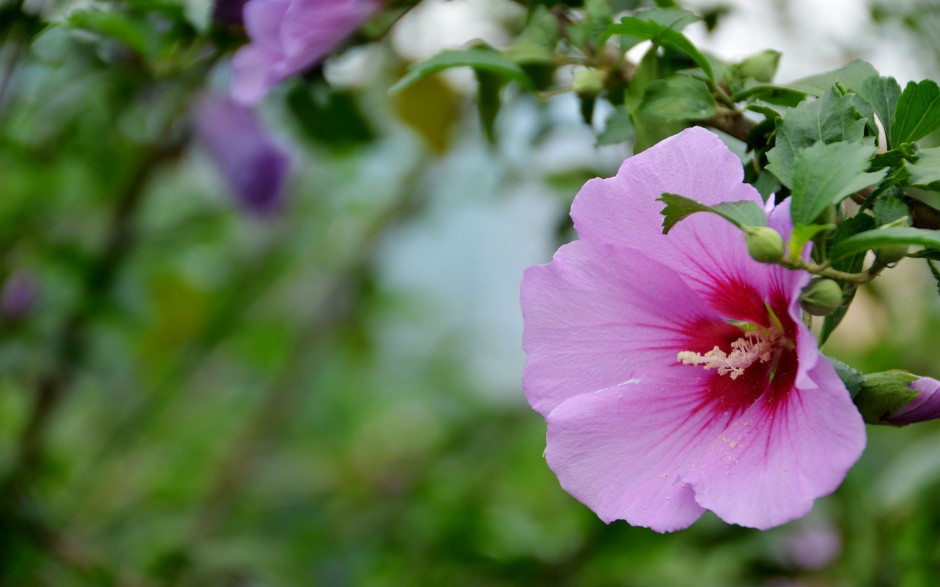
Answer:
[391,73,460,154]
[69,8,160,61]
[831,227,940,260]
[476,70,503,144]
[605,14,713,81]
[505,5,558,65]
[789,141,885,225]
[629,7,701,30]
[390,48,535,93]
[891,80,940,146]
[732,83,807,107]
[786,59,879,96]
[737,49,780,83]
[596,107,634,145]
[287,85,375,148]
[640,75,716,120]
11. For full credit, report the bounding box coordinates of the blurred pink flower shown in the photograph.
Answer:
[885,376,940,425]
[194,93,290,216]
[520,127,866,532]
[231,0,378,105]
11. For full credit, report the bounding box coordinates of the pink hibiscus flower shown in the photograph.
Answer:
[231,0,378,105]
[521,127,866,532]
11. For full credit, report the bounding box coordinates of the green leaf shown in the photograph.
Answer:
[624,49,686,151]
[69,9,161,61]
[606,16,714,81]
[765,88,868,187]
[789,141,886,225]
[596,107,633,145]
[786,223,835,263]
[786,59,879,96]
[891,80,940,146]
[390,48,535,93]
[906,146,940,187]
[830,227,940,260]
[733,83,806,107]
[631,7,701,30]
[820,213,875,344]
[737,50,781,83]
[856,76,901,147]
[928,259,940,296]
[828,356,865,397]
[287,85,374,148]
[505,5,558,65]
[476,70,503,144]
[659,193,767,234]
[753,170,782,201]
[640,76,717,120]
[873,192,911,226]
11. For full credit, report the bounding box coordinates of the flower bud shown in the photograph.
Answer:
[853,371,940,426]
[875,244,908,265]
[744,227,784,264]
[799,278,843,316]
[884,376,940,425]
[194,93,290,216]
[572,68,605,96]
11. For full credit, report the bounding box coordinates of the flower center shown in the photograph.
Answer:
[677,327,787,380]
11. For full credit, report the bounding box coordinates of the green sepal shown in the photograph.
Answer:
[853,370,920,425]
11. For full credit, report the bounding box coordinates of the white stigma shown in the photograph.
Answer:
[677,331,779,380]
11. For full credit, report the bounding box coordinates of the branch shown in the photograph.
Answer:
[8,141,181,484]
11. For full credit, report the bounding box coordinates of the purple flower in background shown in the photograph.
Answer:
[2,271,37,320]
[885,377,940,425]
[230,0,378,105]
[520,127,866,532]
[194,93,290,216]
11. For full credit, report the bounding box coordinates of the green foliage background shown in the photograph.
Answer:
[1,0,939,585]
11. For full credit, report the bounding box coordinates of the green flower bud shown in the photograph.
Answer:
[744,227,784,264]
[572,68,604,96]
[852,370,919,425]
[799,278,843,316]
[875,243,908,265]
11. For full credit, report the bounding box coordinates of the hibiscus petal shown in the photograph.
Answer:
[521,240,719,416]
[544,377,709,532]
[281,0,377,69]
[545,357,865,532]
[243,0,291,51]
[571,127,784,311]
[231,44,283,106]
[686,356,866,529]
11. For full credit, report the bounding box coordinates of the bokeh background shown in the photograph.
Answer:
[1,0,939,585]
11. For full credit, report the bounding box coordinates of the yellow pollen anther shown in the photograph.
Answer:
[677,331,780,379]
